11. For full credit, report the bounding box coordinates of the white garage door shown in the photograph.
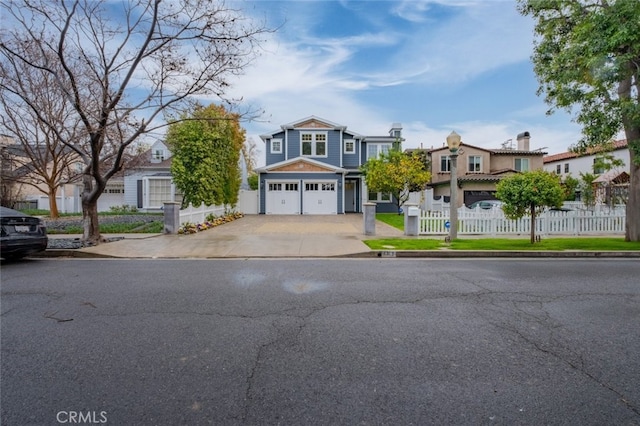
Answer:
[266,182,300,214]
[303,181,337,214]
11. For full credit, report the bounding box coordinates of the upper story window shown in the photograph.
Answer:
[153,149,165,160]
[440,155,451,172]
[593,158,604,174]
[556,164,561,174]
[301,132,327,157]
[468,156,482,173]
[564,163,569,173]
[515,158,530,172]
[344,139,355,154]
[271,138,282,154]
[367,143,391,160]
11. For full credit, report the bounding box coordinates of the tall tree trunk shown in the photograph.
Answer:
[81,174,103,245]
[530,203,536,244]
[82,197,101,245]
[625,147,639,242]
[47,185,59,219]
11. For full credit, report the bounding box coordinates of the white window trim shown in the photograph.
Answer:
[300,131,328,158]
[271,138,282,154]
[468,155,482,173]
[143,176,175,209]
[515,158,530,172]
[440,155,451,173]
[367,192,392,203]
[366,143,392,160]
[344,139,355,154]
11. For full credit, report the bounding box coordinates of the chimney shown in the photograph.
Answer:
[389,123,402,139]
[517,131,530,151]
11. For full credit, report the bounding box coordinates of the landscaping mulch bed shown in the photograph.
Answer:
[45,215,160,249]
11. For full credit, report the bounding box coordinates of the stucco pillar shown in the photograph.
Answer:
[163,202,181,234]
[363,202,376,236]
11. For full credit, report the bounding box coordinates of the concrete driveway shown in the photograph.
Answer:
[77,214,404,258]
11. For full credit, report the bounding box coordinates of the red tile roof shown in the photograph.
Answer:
[543,139,628,163]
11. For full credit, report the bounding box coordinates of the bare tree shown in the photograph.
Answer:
[242,136,259,175]
[0,0,269,243]
[0,53,83,218]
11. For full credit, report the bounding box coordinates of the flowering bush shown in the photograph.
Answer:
[178,212,244,234]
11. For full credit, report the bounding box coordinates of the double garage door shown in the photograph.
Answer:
[266,180,337,214]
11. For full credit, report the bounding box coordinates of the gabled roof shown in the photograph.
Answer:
[260,116,363,141]
[255,156,347,174]
[543,139,628,164]
[593,170,630,184]
[126,148,172,173]
[426,142,493,155]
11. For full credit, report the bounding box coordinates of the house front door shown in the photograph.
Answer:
[345,180,357,213]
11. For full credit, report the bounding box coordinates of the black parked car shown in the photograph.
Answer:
[0,207,48,260]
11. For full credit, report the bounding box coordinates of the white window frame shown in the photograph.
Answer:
[468,156,482,173]
[344,139,355,154]
[367,143,391,160]
[368,192,391,203]
[143,177,174,209]
[440,155,451,172]
[300,132,328,157]
[153,149,165,160]
[270,138,282,154]
[515,158,530,172]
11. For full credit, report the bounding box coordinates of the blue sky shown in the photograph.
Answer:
[224,0,584,164]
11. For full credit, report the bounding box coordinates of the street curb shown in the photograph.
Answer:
[33,249,640,259]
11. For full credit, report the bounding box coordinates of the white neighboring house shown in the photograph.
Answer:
[543,139,630,204]
[543,139,630,178]
[123,141,181,212]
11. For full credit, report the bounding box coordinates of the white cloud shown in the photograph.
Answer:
[224,0,580,167]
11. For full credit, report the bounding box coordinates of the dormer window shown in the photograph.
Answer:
[153,149,164,161]
[301,132,327,157]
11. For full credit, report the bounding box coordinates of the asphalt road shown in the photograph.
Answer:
[1,258,639,425]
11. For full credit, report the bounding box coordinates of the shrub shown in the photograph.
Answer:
[109,204,139,214]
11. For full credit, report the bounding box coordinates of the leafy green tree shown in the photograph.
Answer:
[579,172,598,210]
[519,0,640,242]
[247,174,259,191]
[562,175,580,201]
[361,150,431,214]
[167,104,245,208]
[496,170,565,244]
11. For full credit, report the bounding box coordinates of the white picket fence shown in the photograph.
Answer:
[178,190,259,224]
[179,203,226,224]
[419,208,626,236]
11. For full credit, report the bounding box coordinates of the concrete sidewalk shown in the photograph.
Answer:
[51,215,404,258]
[43,215,639,259]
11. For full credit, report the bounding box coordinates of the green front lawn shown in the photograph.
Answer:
[364,237,640,251]
[376,213,405,230]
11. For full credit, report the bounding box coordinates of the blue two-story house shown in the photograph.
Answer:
[255,116,401,214]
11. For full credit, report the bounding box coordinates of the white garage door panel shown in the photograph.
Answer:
[303,181,337,214]
[266,182,300,214]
